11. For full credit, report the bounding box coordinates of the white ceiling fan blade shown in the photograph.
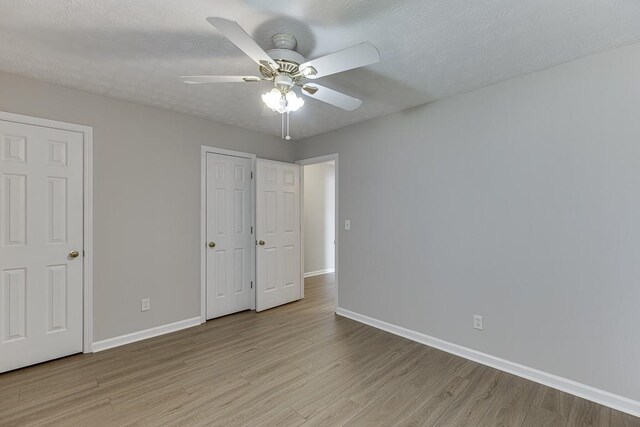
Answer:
[181,75,262,84]
[301,84,363,111]
[206,17,278,71]
[300,42,380,79]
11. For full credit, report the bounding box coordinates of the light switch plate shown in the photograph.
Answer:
[345,219,351,230]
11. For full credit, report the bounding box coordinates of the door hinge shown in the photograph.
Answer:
[251,226,253,234]
[251,281,253,289]
[83,250,85,257]
[251,171,254,179]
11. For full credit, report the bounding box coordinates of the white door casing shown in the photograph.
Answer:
[206,153,253,319]
[297,153,339,310]
[256,159,301,311]
[0,120,84,372]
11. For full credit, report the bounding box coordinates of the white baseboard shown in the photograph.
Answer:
[92,317,202,352]
[336,307,640,418]
[304,268,335,278]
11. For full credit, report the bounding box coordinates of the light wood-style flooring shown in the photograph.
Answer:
[0,273,638,426]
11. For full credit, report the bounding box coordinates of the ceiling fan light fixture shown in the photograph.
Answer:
[262,88,304,114]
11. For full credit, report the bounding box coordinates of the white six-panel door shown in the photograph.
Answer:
[256,159,301,311]
[0,120,84,373]
[206,153,253,319]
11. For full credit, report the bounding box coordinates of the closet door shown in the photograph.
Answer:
[0,120,84,372]
[206,153,253,319]
[255,159,301,311]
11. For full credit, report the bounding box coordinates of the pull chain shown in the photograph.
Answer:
[281,112,292,140]
[285,112,291,140]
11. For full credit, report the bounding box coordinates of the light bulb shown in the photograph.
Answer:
[285,91,304,112]
[262,88,286,113]
[263,88,304,114]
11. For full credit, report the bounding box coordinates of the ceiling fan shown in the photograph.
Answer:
[182,17,380,140]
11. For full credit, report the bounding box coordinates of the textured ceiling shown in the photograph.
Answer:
[2,0,640,139]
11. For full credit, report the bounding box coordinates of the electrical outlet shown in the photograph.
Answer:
[345,219,351,230]
[473,315,483,330]
[141,298,151,312]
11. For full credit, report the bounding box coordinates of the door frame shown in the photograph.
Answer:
[296,153,339,312]
[200,146,256,322]
[0,110,94,353]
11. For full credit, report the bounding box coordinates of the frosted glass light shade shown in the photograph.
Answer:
[285,91,304,112]
[262,88,304,113]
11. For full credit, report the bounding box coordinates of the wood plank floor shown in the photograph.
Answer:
[0,273,638,426]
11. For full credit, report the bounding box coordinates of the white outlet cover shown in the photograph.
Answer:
[473,315,483,330]
[141,298,151,312]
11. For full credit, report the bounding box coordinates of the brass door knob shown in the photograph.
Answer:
[68,250,80,259]
[258,240,265,246]
[208,242,216,248]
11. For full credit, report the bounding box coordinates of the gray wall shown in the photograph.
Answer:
[303,161,335,274]
[295,42,640,401]
[0,71,294,342]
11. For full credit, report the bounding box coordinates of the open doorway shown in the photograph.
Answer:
[299,154,338,311]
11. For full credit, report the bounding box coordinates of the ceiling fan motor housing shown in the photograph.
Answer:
[271,33,297,50]
[267,49,305,66]
[274,75,294,92]
[260,33,306,80]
